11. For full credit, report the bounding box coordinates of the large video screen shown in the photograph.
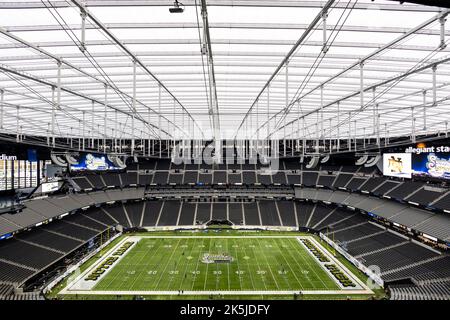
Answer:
[383,153,412,179]
[412,152,450,180]
[70,153,121,171]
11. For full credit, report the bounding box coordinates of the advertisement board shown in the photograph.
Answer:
[70,153,120,171]
[382,153,412,179]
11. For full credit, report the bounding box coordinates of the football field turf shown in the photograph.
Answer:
[57,233,377,299]
[93,236,339,292]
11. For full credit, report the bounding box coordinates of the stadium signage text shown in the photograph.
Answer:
[405,145,450,154]
[0,154,17,160]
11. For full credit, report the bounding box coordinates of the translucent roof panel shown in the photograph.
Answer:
[0,0,448,141]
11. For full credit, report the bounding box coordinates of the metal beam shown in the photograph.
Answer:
[0,1,440,12]
[272,56,450,138]
[0,51,436,65]
[2,39,449,53]
[200,0,221,155]
[232,0,335,139]
[265,8,450,138]
[0,63,171,138]
[0,27,179,139]
[71,0,203,139]
[5,22,450,40]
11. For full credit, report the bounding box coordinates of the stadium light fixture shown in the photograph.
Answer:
[169,0,184,13]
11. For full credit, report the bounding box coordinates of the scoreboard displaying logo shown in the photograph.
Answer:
[382,153,412,178]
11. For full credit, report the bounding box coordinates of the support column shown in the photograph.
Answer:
[256,99,259,155]
[302,118,306,156]
[376,103,380,146]
[0,89,3,131]
[348,112,351,151]
[158,84,162,157]
[80,9,86,52]
[320,85,324,144]
[51,86,56,147]
[114,109,118,152]
[47,123,50,145]
[16,105,19,142]
[104,84,108,153]
[384,123,388,147]
[131,60,137,154]
[359,60,364,109]
[91,100,95,148]
[372,87,376,134]
[440,16,447,50]
[423,90,427,131]
[55,60,61,147]
[284,62,289,157]
[337,101,340,151]
[267,85,270,139]
[82,110,85,150]
[322,10,328,53]
[432,64,437,106]
[363,127,366,149]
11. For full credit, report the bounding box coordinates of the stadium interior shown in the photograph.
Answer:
[0,0,449,302]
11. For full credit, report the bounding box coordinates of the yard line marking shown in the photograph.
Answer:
[178,237,198,291]
[190,238,205,291]
[271,238,302,291]
[254,238,280,290]
[241,238,262,291]
[231,238,244,291]
[153,238,182,290]
[283,238,319,289]
[125,240,160,291]
[143,239,170,290]
[225,238,231,291]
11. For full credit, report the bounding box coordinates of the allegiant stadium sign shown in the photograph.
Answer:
[405,145,450,154]
[0,154,17,160]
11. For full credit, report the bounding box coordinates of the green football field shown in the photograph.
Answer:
[93,237,339,292]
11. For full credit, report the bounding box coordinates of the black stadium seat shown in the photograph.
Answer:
[258,201,281,226]
[196,203,212,224]
[243,202,260,225]
[317,175,336,188]
[178,202,196,226]
[157,201,180,226]
[386,181,425,201]
[242,171,256,184]
[228,203,244,225]
[141,201,162,226]
[332,173,353,188]
[302,172,318,187]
